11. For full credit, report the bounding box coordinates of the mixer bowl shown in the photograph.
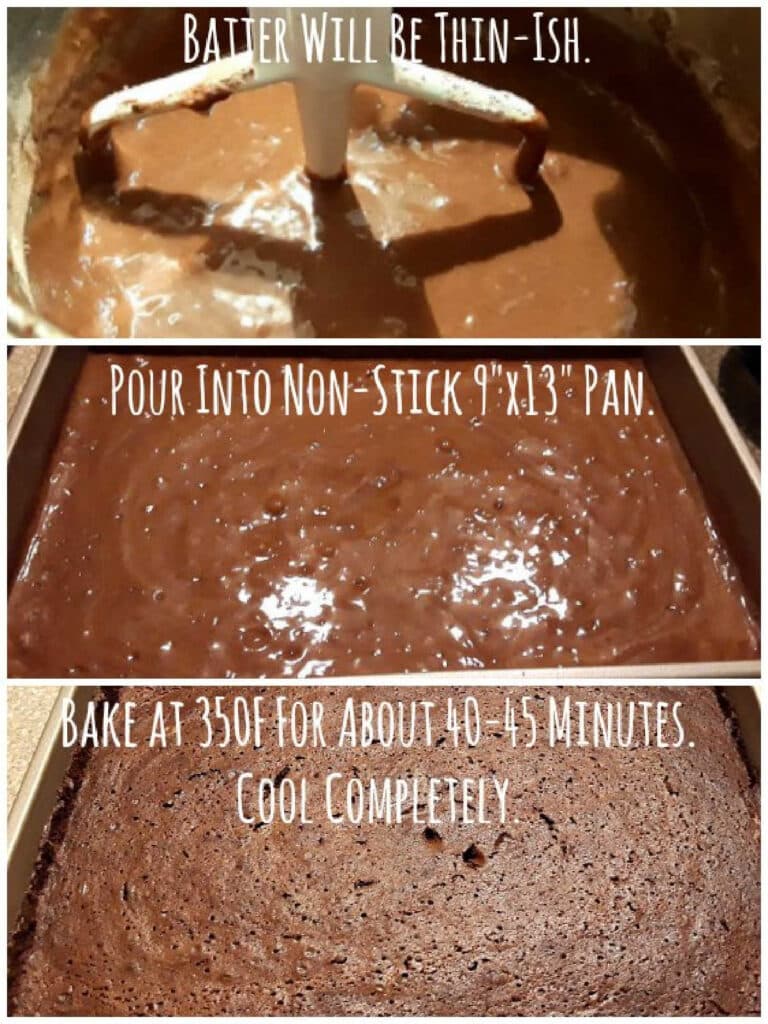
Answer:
[7,7,760,338]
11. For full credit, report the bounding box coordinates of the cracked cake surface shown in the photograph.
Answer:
[8,686,761,1016]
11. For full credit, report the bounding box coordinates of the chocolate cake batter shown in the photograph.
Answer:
[8,686,761,1015]
[22,9,759,337]
[7,353,759,678]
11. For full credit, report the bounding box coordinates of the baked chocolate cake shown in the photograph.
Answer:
[8,686,761,1015]
[7,353,760,677]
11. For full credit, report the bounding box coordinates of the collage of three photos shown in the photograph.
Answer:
[4,5,763,1019]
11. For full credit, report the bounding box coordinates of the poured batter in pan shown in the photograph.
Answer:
[7,354,759,677]
[23,10,758,337]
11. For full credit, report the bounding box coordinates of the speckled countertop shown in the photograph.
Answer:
[7,686,59,805]
[5,343,760,805]
[7,345,40,413]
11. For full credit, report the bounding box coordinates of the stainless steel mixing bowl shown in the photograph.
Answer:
[7,7,760,338]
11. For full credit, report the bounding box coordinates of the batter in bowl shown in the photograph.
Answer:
[21,9,759,337]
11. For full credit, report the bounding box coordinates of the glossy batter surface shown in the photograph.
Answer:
[23,11,757,337]
[7,354,759,678]
[8,686,761,1016]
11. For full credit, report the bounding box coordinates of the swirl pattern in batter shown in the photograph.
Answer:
[7,353,759,677]
[22,9,759,337]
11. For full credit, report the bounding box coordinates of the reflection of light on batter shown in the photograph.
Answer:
[226,170,319,249]
[452,544,569,629]
[260,576,334,642]
[349,160,452,247]
[16,534,41,582]
[211,284,299,334]
[299,659,334,678]
[100,253,181,336]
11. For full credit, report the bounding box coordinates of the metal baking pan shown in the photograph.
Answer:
[6,344,761,678]
[7,682,761,937]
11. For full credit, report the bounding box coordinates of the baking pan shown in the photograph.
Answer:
[6,683,761,937]
[6,345,761,678]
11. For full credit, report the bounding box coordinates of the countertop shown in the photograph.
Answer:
[7,686,59,805]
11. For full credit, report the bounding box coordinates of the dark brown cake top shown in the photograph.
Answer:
[9,686,760,1016]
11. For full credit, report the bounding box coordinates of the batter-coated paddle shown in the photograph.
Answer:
[79,7,548,184]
